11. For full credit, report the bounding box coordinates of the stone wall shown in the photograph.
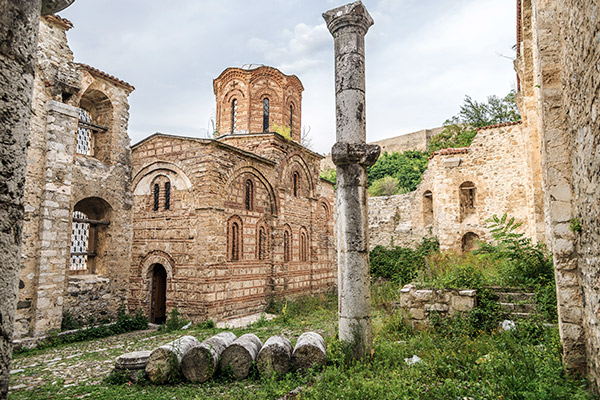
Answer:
[321,127,443,171]
[15,16,134,338]
[367,121,541,252]
[398,284,477,329]
[65,275,113,325]
[515,0,600,389]
[368,192,420,248]
[559,2,600,390]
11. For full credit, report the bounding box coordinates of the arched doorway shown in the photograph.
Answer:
[461,232,480,253]
[150,263,167,324]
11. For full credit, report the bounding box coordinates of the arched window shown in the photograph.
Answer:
[300,230,308,262]
[164,182,171,210]
[423,190,433,225]
[283,229,291,263]
[230,221,241,261]
[78,89,112,162]
[70,211,90,271]
[459,181,476,221]
[293,172,299,197]
[258,225,268,260]
[461,232,480,253]
[70,197,111,274]
[289,105,293,134]
[153,183,160,211]
[231,99,237,133]
[245,179,253,210]
[263,97,270,132]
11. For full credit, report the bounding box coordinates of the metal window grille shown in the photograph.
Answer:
[263,98,269,132]
[70,211,89,270]
[76,109,92,155]
[164,182,171,210]
[232,99,237,133]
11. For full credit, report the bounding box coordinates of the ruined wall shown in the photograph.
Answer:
[559,2,600,389]
[367,122,539,252]
[321,127,443,171]
[130,133,335,324]
[368,192,420,248]
[16,16,134,338]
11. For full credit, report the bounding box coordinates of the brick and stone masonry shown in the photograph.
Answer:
[129,66,336,325]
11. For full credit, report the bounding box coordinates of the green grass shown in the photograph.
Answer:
[8,284,593,400]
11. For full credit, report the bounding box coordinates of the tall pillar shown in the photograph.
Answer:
[0,1,74,397]
[32,101,79,337]
[323,1,380,358]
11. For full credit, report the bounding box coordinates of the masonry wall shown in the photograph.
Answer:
[368,192,420,248]
[367,122,539,252]
[559,2,600,389]
[130,133,336,324]
[15,17,133,338]
[321,127,443,171]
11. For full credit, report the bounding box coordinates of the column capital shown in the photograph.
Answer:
[331,142,381,167]
[323,1,374,37]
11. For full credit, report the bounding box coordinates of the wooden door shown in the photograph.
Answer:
[151,264,167,324]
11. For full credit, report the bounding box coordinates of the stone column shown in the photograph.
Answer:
[32,101,79,337]
[323,1,380,358]
[0,1,74,397]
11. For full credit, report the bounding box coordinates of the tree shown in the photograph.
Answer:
[445,90,521,128]
[428,90,521,153]
[367,150,429,193]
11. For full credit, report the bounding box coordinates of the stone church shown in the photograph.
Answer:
[15,15,335,338]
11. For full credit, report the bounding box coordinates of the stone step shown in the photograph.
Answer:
[499,302,537,313]
[494,291,536,303]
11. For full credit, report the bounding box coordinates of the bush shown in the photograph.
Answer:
[367,151,429,193]
[368,176,400,197]
[476,214,554,287]
[370,237,439,284]
[159,308,189,332]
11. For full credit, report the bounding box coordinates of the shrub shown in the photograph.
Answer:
[368,176,400,197]
[370,237,439,284]
[159,308,189,332]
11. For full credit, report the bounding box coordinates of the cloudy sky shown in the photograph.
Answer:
[60,0,517,155]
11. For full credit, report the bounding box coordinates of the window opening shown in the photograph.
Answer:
[231,99,237,133]
[258,226,267,260]
[289,105,293,133]
[423,191,433,225]
[70,211,90,271]
[459,182,476,220]
[76,109,93,155]
[300,231,308,262]
[245,179,253,210]
[153,183,160,211]
[284,230,291,263]
[164,182,171,210]
[231,222,240,261]
[293,172,299,197]
[263,98,270,132]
